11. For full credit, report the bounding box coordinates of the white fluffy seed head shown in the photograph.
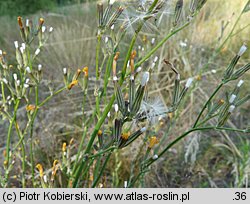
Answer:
[136,67,142,73]
[25,78,30,83]
[111,24,114,30]
[38,64,42,71]
[124,181,128,188]
[140,127,147,132]
[2,78,8,84]
[0,50,2,55]
[130,75,134,81]
[24,83,29,88]
[109,0,115,5]
[229,105,235,113]
[238,44,247,56]
[153,154,158,160]
[154,56,158,63]
[14,41,18,49]
[105,37,109,43]
[13,73,18,81]
[141,47,145,51]
[151,62,156,68]
[49,27,53,32]
[63,67,67,75]
[16,80,20,86]
[151,38,155,44]
[107,112,111,118]
[141,72,150,86]
[43,175,48,183]
[21,43,26,50]
[35,48,40,56]
[26,67,31,74]
[114,104,118,112]
[138,45,141,50]
[237,80,244,87]
[229,94,236,104]
[20,47,24,54]
[185,78,193,88]
[211,69,217,74]
[113,76,118,81]
[42,26,46,33]
[26,19,29,27]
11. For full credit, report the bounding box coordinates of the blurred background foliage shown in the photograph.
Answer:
[0,0,93,16]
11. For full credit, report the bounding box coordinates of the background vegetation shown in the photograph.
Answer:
[0,0,249,187]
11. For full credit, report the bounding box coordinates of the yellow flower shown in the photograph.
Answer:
[82,67,89,77]
[26,104,36,112]
[36,164,44,178]
[148,136,159,148]
[39,18,44,26]
[97,130,103,136]
[68,80,78,90]
[121,132,131,140]
[52,160,59,177]
[62,142,67,152]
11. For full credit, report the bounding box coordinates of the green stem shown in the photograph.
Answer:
[5,99,20,183]
[193,82,224,128]
[38,87,66,107]
[129,126,248,187]
[91,153,112,188]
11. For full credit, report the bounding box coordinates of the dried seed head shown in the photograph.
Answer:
[17,16,23,28]
[229,94,236,104]
[140,72,150,86]
[14,41,18,49]
[185,78,193,88]
[237,80,244,87]
[229,105,235,113]
[36,164,44,178]
[148,136,159,148]
[238,44,247,57]
[219,99,225,105]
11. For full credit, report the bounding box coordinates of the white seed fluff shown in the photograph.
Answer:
[13,73,18,81]
[229,94,236,104]
[49,27,54,32]
[35,48,40,56]
[153,154,158,160]
[26,67,31,74]
[237,80,244,87]
[14,41,18,49]
[229,105,235,113]
[185,78,193,88]
[238,44,247,56]
[38,64,42,71]
[141,72,150,86]
[42,26,46,33]
[114,104,119,112]
[63,68,67,75]
[124,181,128,188]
